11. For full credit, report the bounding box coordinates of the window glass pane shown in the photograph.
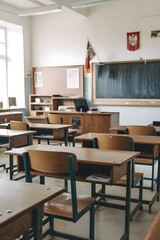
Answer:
[0,22,24,109]
[0,59,7,108]
[0,28,5,42]
[0,43,5,55]
[7,26,25,108]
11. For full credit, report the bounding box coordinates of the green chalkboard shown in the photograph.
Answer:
[92,60,160,106]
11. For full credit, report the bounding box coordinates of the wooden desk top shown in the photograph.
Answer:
[110,125,160,133]
[0,111,23,115]
[75,132,160,146]
[110,125,127,132]
[0,129,36,137]
[0,179,64,225]
[5,144,139,166]
[51,110,120,116]
[28,123,72,130]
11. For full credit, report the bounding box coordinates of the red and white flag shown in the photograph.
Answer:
[127,32,140,51]
[84,40,96,73]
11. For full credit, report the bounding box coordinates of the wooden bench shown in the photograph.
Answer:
[145,212,160,240]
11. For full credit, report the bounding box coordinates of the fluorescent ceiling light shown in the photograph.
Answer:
[18,4,61,16]
[72,0,109,9]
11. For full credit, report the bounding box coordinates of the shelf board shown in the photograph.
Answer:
[31,103,52,105]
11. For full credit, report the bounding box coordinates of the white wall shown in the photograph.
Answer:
[31,0,160,125]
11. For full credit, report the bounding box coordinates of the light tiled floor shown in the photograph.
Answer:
[0,146,159,240]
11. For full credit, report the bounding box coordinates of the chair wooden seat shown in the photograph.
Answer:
[145,212,160,240]
[116,172,143,186]
[45,192,95,218]
[135,158,156,165]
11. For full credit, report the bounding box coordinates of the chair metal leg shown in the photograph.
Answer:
[89,203,95,240]
[0,163,5,169]
[139,176,143,210]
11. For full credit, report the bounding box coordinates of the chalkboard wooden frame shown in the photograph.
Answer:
[92,59,160,106]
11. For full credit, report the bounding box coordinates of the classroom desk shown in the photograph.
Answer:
[0,111,23,123]
[110,125,160,134]
[5,144,140,240]
[0,129,36,180]
[110,125,127,134]
[75,132,160,212]
[0,179,64,240]
[28,123,72,146]
[0,129,35,148]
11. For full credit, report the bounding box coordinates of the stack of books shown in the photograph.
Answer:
[86,174,111,183]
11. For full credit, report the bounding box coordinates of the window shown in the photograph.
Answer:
[0,21,24,109]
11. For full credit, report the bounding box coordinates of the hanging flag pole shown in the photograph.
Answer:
[85,39,103,73]
[85,40,95,73]
[84,39,103,73]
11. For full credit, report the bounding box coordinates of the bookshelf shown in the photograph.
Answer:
[29,94,80,117]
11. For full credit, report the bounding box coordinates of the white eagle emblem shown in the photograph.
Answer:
[129,34,137,46]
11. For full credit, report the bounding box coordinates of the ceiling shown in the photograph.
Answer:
[0,0,115,17]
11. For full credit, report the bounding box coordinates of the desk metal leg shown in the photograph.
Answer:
[157,157,160,201]
[32,205,43,240]
[64,129,68,146]
[9,155,14,180]
[72,132,76,147]
[142,157,160,213]
[122,161,131,240]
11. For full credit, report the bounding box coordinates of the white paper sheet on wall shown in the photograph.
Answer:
[67,68,79,89]
[34,71,43,88]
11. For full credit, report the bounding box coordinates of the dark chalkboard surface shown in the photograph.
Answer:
[93,60,160,106]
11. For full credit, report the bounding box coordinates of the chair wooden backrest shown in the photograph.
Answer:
[9,121,30,130]
[126,125,156,136]
[23,150,79,217]
[27,150,78,173]
[93,134,134,151]
[46,114,63,124]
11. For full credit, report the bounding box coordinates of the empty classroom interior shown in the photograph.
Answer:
[0,0,160,240]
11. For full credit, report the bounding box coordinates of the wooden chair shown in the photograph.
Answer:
[93,134,143,220]
[46,113,77,146]
[126,125,159,191]
[22,150,95,240]
[145,212,160,240]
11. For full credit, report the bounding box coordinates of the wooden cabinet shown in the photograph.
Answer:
[28,94,119,134]
[29,95,52,117]
[51,111,119,134]
[0,111,23,124]
[29,94,77,117]
[26,110,119,135]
